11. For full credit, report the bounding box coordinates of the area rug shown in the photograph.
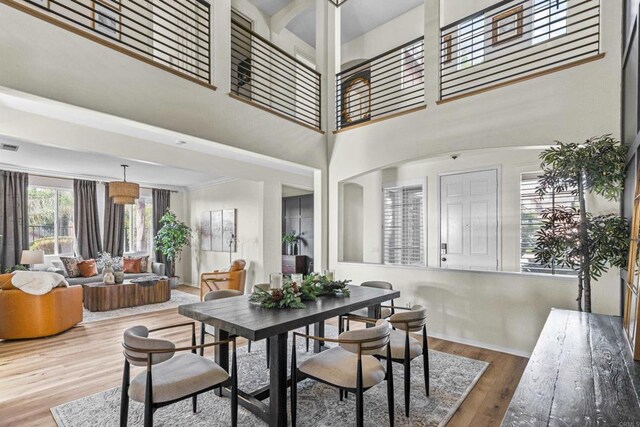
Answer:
[51,326,488,426]
[81,290,200,324]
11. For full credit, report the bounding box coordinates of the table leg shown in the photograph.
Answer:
[313,321,325,353]
[367,304,382,328]
[215,328,229,397]
[268,333,288,427]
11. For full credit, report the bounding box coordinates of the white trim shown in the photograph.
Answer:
[186,177,239,191]
[428,331,532,358]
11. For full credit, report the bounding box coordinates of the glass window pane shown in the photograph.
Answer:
[57,189,74,255]
[28,187,56,255]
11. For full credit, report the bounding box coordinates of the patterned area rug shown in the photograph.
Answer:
[51,326,488,426]
[81,290,200,324]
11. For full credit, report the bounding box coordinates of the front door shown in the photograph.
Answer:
[440,169,498,270]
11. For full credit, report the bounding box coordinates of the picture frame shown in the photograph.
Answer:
[93,2,121,39]
[443,33,453,64]
[492,5,524,46]
[340,68,371,127]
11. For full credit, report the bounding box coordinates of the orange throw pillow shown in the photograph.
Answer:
[78,259,98,278]
[123,257,142,274]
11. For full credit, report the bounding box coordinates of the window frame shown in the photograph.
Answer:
[27,185,75,256]
[531,0,568,45]
[123,195,154,256]
[457,15,485,70]
[400,41,425,90]
[382,180,426,267]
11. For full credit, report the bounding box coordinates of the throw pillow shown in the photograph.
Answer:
[51,260,68,277]
[60,256,83,278]
[123,257,142,274]
[78,259,98,278]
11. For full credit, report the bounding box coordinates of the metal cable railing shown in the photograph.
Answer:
[336,37,425,131]
[440,0,600,101]
[13,0,211,84]
[230,20,322,130]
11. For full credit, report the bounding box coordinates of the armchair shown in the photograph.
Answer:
[200,259,247,300]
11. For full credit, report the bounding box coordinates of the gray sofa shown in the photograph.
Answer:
[66,262,166,286]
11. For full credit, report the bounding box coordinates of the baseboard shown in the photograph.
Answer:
[428,331,532,358]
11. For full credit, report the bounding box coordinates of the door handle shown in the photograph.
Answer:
[441,257,447,262]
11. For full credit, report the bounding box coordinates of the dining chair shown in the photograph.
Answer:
[248,283,311,361]
[200,289,243,357]
[338,281,396,333]
[120,322,238,427]
[349,305,429,417]
[291,320,395,427]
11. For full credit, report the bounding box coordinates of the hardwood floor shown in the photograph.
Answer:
[0,285,527,427]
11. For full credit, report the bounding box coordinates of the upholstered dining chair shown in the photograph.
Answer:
[200,259,247,300]
[338,281,396,333]
[291,320,395,427]
[200,289,244,357]
[349,305,429,417]
[120,322,238,427]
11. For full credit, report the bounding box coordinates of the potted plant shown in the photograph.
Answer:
[282,231,298,255]
[154,209,193,289]
[534,135,629,312]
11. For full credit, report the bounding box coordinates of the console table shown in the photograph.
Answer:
[82,280,170,312]
[502,309,640,425]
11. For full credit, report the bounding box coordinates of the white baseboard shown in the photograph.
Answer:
[428,331,532,358]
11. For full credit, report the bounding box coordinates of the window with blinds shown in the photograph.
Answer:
[383,184,424,266]
[520,173,577,275]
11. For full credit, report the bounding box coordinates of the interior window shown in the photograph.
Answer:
[123,195,153,254]
[27,186,75,255]
[532,0,568,45]
[401,41,424,89]
[383,184,424,266]
[457,15,485,70]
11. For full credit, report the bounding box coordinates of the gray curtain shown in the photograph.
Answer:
[0,171,29,272]
[74,179,102,259]
[103,183,124,256]
[152,189,171,275]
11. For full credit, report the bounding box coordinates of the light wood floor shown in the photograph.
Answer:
[0,285,528,427]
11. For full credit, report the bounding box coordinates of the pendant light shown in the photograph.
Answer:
[109,164,140,205]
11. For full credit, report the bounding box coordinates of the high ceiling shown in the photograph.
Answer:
[249,0,424,47]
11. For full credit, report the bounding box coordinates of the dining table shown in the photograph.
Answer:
[178,284,399,426]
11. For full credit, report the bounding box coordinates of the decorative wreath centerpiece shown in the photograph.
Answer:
[249,274,351,309]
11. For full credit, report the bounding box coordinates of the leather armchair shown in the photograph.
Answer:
[200,259,247,300]
[0,274,83,339]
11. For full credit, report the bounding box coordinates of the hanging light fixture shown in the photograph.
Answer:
[109,164,140,205]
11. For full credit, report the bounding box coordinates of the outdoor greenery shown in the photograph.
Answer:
[153,209,192,277]
[27,187,74,255]
[249,274,351,309]
[534,135,629,312]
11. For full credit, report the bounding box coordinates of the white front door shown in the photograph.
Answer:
[440,169,498,270]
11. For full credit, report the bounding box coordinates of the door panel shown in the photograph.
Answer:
[440,169,498,270]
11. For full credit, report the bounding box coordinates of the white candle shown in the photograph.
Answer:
[291,274,303,285]
[324,270,335,281]
[270,273,283,290]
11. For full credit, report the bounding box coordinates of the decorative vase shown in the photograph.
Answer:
[114,271,124,284]
[169,276,180,289]
[293,242,299,255]
[103,266,115,285]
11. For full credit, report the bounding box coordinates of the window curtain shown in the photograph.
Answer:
[0,171,29,272]
[103,183,124,256]
[74,179,102,259]
[152,189,171,274]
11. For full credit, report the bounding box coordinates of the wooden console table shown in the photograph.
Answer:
[82,280,170,312]
[502,309,640,425]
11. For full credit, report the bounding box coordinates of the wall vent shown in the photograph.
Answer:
[1,143,19,152]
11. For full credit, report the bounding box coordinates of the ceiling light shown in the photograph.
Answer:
[109,165,140,205]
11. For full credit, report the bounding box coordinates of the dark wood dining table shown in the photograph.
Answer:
[178,284,399,426]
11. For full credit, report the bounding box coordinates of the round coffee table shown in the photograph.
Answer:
[82,279,170,312]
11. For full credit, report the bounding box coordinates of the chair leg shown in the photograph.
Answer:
[120,360,130,427]
[144,370,153,427]
[305,325,310,352]
[192,395,197,413]
[356,359,364,427]
[291,344,298,426]
[338,316,343,334]
[248,340,252,353]
[199,323,205,357]
[266,339,270,369]
[231,345,238,427]
[386,345,395,427]
[423,325,430,396]
[339,389,343,401]
[404,354,411,417]
[346,318,350,332]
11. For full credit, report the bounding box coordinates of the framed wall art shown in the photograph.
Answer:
[492,5,524,46]
[200,209,237,252]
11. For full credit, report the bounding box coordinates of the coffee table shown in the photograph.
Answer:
[82,279,171,312]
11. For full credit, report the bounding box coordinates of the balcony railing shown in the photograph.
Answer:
[11,0,211,85]
[230,20,322,131]
[335,37,425,131]
[439,0,600,102]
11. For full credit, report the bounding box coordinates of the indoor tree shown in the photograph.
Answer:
[153,209,192,286]
[534,135,629,312]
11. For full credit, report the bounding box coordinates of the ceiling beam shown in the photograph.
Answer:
[270,0,315,34]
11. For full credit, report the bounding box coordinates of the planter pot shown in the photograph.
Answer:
[114,271,125,284]
[169,276,180,289]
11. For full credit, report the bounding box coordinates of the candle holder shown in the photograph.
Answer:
[270,272,283,290]
[291,273,303,285]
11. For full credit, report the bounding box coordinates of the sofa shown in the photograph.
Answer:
[66,262,165,286]
[0,274,83,340]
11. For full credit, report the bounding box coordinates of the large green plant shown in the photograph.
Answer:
[153,210,192,277]
[534,135,629,312]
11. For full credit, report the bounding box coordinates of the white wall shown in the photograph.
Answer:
[184,178,283,291]
[330,0,623,356]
